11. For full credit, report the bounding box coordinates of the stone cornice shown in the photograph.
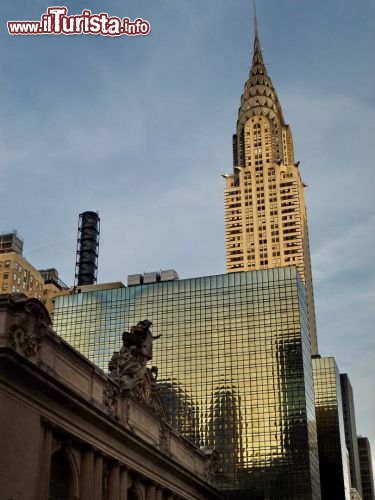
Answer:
[0,294,222,497]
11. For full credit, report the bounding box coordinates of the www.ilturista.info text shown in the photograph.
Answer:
[7,7,151,36]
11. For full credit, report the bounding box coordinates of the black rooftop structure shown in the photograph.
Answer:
[75,211,100,286]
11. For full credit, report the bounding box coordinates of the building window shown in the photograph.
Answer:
[49,451,72,500]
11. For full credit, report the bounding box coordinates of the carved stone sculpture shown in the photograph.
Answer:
[201,448,220,484]
[103,381,119,418]
[7,295,52,363]
[108,320,164,414]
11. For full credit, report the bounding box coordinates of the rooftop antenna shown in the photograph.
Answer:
[253,0,259,40]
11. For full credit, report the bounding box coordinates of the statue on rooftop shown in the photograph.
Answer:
[108,320,161,402]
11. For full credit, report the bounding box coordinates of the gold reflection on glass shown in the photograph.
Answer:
[53,268,320,498]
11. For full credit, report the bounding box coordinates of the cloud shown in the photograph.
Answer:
[312,214,375,283]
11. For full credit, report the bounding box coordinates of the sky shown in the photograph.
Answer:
[1,0,374,471]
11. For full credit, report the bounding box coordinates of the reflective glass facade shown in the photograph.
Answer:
[312,357,351,500]
[340,374,363,497]
[358,437,375,500]
[53,267,320,498]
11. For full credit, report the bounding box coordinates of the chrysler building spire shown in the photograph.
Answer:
[253,0,259,44]
[252,0,265,72]
[233,13,288,171]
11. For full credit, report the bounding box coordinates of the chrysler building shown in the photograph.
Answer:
[223,24,317,354]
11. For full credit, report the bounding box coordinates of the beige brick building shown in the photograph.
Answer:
[0,251,45,299]
[0,232,66,313]
[223,31,317,354]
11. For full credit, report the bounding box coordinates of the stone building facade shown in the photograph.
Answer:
[0,294,223,500]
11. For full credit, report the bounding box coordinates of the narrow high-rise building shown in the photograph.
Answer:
[340,373,363,497]
[223,22,317,354]
[358,437,375,500]
[312,356,351,500]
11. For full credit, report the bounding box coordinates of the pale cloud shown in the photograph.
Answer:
[312,214,375,282]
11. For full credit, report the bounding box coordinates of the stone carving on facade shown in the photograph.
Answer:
[7,294,52,363]
[108,320,164,415]
[103,380,119,419]
[160,423,171,454]
[201,447,220,484]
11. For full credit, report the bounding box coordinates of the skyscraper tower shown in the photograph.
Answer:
[223,16,317,354]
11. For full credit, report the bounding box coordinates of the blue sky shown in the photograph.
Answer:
[1,0,374,466]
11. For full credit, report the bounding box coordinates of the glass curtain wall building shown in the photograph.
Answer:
[358,437,375,500]
[312,356,351,500]
[340,373,363,497]
[53,267,320,498]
